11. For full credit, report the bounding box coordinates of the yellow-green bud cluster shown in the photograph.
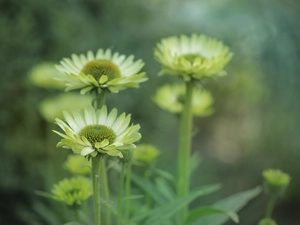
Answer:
[258,218,277,225]
[51,177,92,207]
[133,144,160,164]
[262,169,291,196]
[63,155,91,176]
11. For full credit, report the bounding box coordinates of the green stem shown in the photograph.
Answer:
[92,156,101,225]
[93,91,106,109]
[265,195,277,218]
[117,163,126,225]
[177,80,194,222]
[100,156,111,225]
[144,169,152,208]
[75,209,80,222]
[124,163,132,221]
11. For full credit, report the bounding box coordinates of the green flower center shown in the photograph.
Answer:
[181,53,202,62]
[79,125,116,146]
[81,59,121,81]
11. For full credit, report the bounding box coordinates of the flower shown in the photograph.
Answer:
[154,34,233,81]
[262,169,291,196]
[133,144,160,164]
[39,92,93,122]
[63,155,91,176]
[28,62,66,90]
[53,106,142,158]
[153,84,214,116]
[55,49,147,94]
[51,177,92,207]
[258,218,277,225]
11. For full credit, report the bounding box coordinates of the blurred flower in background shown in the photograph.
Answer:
[39,92,93,122]
[133,144,160,164]
[153,83,214,117]
[28,62,66,90]
[63,155,91,176]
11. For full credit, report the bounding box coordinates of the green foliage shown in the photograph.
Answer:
[193,186,262,225]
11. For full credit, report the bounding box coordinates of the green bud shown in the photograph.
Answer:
[262,169,291,196]
[258,218,277,225]
[133,144,160,164]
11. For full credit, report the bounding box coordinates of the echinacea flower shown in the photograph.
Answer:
[51,177,92,207]
[153,84,214,116]
[55,49,147,94]
[133,144,160,164]
[28,62,66,90]
[39,92,93,122]
[154,34,233,81]
[63,155,91,176]
[54,106,141,158]
[262,169,291,196]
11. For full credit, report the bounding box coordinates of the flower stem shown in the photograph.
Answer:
[177,80,194,222]
[92,156,101,225]
[93,91,106,109]
[117,163,126,225]
[124,163,132,222]
[265,195,277,218]
[100,156,111,225]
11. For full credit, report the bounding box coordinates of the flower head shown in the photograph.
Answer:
[258,218,277,225]
[154,34,233,81]
[51,177,92,207]
[64,155,91,176]
[39,93,93,122]
[153,84,214,116]
[262,169,291,196]
[56,49,147,94]
[28,62,66,90]
[54,106,141,158]
[133,144,160,164]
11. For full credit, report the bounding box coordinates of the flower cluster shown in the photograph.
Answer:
[262,169,291,196]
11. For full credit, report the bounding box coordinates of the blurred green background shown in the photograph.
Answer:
[1,0,300,224]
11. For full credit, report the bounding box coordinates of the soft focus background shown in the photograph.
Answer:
[1,0,300,224]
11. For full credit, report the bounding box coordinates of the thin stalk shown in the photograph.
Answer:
[144,169,152,208]
[75,209,80,222]
[177,80,194,222]
[265,195,277,218]
[124,163,132,221]
[92,156,101,225]
[100,156,111,225]
[93,91,106,109]
[117,163,126,225]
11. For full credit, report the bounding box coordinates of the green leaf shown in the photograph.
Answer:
[64,222,84,225]
[185,206,238,225]
[129,184,221,225]
[122,195,144,201]
[154,168,176,182]
[131,173,167,205]
[155,177,175,201]
[192,186,262,225]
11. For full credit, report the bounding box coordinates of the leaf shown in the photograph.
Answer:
[189,152,202,176]
[129,184,221,225]
[131,173,167,205]
[34,190,53,199]
[185,206,238,225]
[192,186,262,225]
[122,195,144,201]
[154,168,176,182]
[155,177,175,201]
[64,222,84,225]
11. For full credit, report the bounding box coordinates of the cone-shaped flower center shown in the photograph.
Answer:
[181,53,202,62]
[79,125,116,146]
[81,59,121,81]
